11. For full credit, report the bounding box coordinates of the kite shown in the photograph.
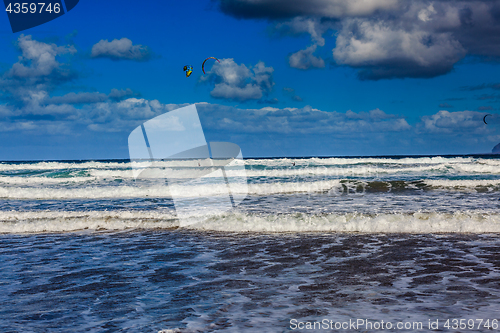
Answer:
[202,57,220,74]
[484,114,492,124]
[183,65,193,78]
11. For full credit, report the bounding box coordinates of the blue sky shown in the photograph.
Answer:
[1,0,500,159]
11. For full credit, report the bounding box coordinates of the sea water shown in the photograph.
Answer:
[1,156,500,332]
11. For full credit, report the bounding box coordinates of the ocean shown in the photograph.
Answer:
[1,156,500,332]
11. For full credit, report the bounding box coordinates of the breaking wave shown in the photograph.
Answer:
[1,178,500,200]
[1,210,499,234]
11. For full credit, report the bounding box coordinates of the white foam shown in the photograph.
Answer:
[0,157,499,200]
[190,211,500,233]
[246,156,477,166]
[0,161,128,171]
[2,210,500,234]
[425,179,500,189]
[247,179,341,195]
[0,178,343,199]
[0,156,491,172]
[0,210,177,233]
[1,157,499,185]
[0,185,172,199]
[0,176,95,184]
[3,175,500,200]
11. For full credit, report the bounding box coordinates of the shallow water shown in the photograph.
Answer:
[2,232,500,332]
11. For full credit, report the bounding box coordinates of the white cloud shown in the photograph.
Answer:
[218,0,500,79]
[418,110,485,134]
[200,59,275,102]
[418,4,436,22]
[275,18,330,70]
[91,38,151,61]
[289,45,325,70]
[0,35,151,134]
[8,35,76,79]
[197,103,410,135]
[83,99,189,132]
[333,17,465,79]
[0,35,79,110]
[211,83,263,101]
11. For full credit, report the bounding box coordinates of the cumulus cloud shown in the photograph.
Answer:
[0,94,187,134]
[91,38,151,61]
[215,0,500,79]
[333,17,466,79]
[417,110,486,134]
[289,45,325,70]
[0,34,77,99]
[197,103,410,135]
[0,35,149,135]
[274,18,332,70]
[8,35,76,79]
[82,98,188,132]
[0,35,80,118]
[196,104,499,156]
[200,59,275,102]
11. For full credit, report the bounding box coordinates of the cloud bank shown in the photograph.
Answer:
[0,36,144,135]
[216,0,500,79]
[198,104,410,136]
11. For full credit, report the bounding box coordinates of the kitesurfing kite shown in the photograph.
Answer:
[183,65,193,78]
[202,57,220,74]
[484,114,492,124]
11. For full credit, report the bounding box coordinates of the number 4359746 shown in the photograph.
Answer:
[6,3,61,14]
[444,319,499,330]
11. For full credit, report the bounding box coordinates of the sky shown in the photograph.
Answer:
[2,0,500,159]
